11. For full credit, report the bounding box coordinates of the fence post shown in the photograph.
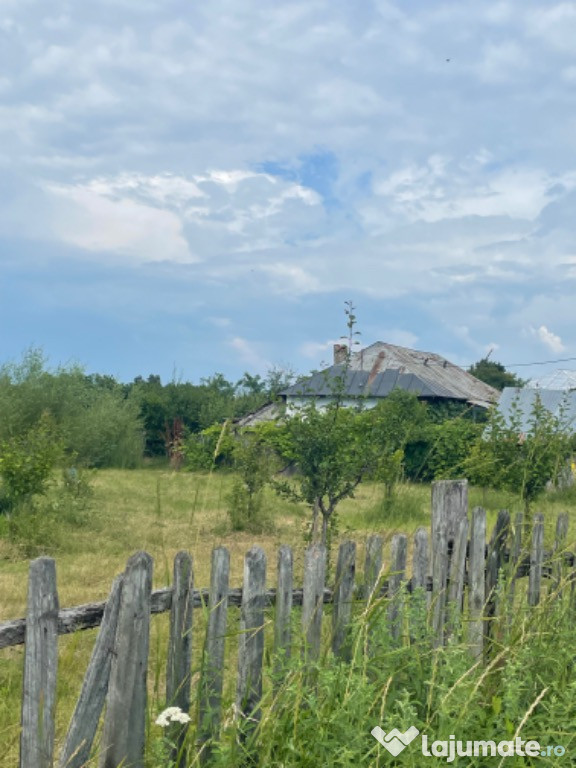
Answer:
[468,507,486,659]
[528,514,544,606]
[447,515,469,637]
[412,527,429,598]
[166,551,194,768]
[431,479,468,648]
[237,547,267,743]
[364,534,383,603]
[388,535,407,642]
[332,540,356,660]
[274,545,293,675]
[302,544,326,663]
[507,511,524,617]
[198,547,230,764]
[431,520,449,648]
[59,575,123,768]
[431,479,468,542]
[486,510,510,598]
[20,558,59,768]
[99,551,153,768]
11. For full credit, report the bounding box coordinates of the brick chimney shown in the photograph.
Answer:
[333,343,348,365]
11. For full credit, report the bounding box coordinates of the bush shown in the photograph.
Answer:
[226,433,275,532]
[0,465,94,556]
[0,413,63,514]
[183,422,235,471]
[0,349,144,468]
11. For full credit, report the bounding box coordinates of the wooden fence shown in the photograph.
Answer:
[1,480,575,768]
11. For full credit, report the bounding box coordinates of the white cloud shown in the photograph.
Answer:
[373,157,576,224]
[299,339,341,359]
[2,0,576,380]
[377,329,419,348]
[531,325,565,354]
[526,3,576,53]
[46,183,195,263]
[229,336,271,371]
[476,41,530,83]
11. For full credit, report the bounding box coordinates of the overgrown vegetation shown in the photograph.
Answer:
[465,394,574,511]
[151,573,576,768]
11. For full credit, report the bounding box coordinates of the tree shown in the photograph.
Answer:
[468,358,525,391]
[370,391,429,496]
[272,401,374,545]
[464,394,573,510]
[226,432,276,532]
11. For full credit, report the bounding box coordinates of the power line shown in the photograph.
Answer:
[503,356,576,368]
[415,355,576,369]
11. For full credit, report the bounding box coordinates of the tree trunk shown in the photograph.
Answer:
[321,513,329,547]
[311,499,321,543]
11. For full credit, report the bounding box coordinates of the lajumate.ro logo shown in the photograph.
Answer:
[371,725,567,761]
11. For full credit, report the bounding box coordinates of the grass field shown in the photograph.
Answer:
[1,468,575,766]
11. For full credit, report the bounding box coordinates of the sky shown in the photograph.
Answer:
[1,0,576,384]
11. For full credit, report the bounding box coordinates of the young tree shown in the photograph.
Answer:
[272,401,374,545]
[464,394,573,510]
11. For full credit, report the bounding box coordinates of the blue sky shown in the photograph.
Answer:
[1,0,576,383]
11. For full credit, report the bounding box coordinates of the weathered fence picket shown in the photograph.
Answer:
[3,482,575,768]
[387,534,407,642]
[198,547,230,764]
[236,547,266,743]
[20,557,59,768]
[431,478,468,541]
[364,534,383,602]
[332,540,356,659]
[468,507,486,659]
[507,511,524,618]
[166,551,194,768]
[99,551,153,768]
[446,515,469,637]
[59,575,123,768]
[431,521,449,648]
[274,545,293,672]
[411,527,429,597]
[302,544,326,663]
[529,514,544,606]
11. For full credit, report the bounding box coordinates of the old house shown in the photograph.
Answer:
[238,341,498,425]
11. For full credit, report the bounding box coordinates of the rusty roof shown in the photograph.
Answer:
[284,341,499,408]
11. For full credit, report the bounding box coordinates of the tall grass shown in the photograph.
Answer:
[1,469,575,766]
[147,572,576,767]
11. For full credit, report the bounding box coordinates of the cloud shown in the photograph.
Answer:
[531,325,565,354]
[526,3,576,53]
[46,182,195,263]
[228,336,271,372]
[1,0,576,382]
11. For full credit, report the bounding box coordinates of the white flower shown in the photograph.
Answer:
[172,711,191,724]
[155,706,191,727]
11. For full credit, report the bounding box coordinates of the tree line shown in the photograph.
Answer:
[1,348,571,541]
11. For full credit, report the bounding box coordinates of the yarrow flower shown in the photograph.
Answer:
[155,706,192,727]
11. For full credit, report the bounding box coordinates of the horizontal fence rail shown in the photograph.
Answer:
[2,557,574,650]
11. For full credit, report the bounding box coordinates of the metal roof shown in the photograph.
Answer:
[528,369,576,390]
[497,387,576,433]
[283,342,499,407]
[284,365,475,402]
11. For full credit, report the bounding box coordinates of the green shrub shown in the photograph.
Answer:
[183,422,235,471]
[0,413,63,514]
[226,434,275,532]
